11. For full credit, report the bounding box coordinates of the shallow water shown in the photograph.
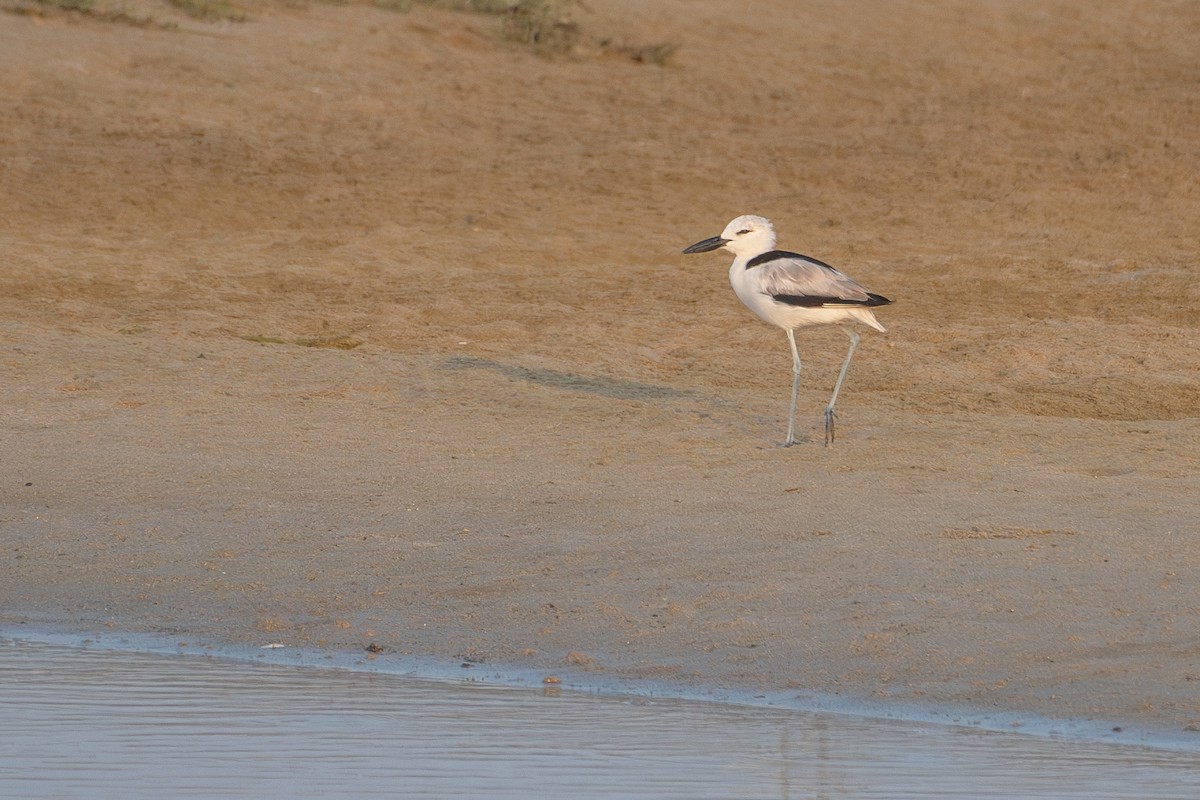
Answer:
[2,638,1199,799]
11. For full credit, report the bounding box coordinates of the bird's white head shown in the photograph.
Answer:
[682,214,777,259]
[720,215,777,256]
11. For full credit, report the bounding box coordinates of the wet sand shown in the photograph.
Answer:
[2,1,1199,737]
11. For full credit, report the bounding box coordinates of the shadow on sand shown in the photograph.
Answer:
[443,356,697,402]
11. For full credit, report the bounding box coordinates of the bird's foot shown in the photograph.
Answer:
[824,408,837,446]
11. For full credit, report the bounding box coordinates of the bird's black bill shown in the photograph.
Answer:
[682,235,728,254]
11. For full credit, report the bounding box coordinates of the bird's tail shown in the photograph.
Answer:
[854,308,887,333]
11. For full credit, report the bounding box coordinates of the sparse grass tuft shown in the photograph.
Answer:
[37,0,94,9]
[241,334,290,345]
[239,332,363,350]
[2,0,98,14]
[389,0,581,53]
[597,38,678,66]
[1,0,234,25]
[294,334,363,350]
[166,0,245,20]
[395,0,677,62]
[498,0,580,52]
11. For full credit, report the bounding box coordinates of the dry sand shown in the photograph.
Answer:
[2,0,1199,739]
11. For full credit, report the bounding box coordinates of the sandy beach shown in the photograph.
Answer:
[2,0,1199,738]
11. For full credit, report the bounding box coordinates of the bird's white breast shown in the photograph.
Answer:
[729,258,785,326]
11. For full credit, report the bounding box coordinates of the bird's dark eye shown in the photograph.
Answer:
[737,229,752,235]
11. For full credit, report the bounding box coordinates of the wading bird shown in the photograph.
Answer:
[683,215,891,446]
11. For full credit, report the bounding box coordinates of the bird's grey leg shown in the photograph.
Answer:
[824,328,860,446]
[784,328,801,447]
